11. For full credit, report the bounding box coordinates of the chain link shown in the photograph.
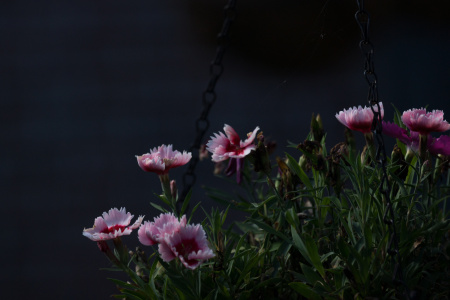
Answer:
[180,0,237,206]
[355,1,410,298]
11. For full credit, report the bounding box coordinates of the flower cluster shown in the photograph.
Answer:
[138,213,215,270]
[382,108,450,157]
[83,111,450,299]
[336,104,450,158]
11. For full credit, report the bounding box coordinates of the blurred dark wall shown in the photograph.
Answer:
[1,1,449,298]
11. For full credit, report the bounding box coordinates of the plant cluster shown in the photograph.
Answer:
[83,104,450,299]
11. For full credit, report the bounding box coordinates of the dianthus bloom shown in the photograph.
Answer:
[383,121,422,152]
[382,121,411,145]
[335,102,384,133]
[206,124,259,183]
[383,121,450,157]
[206,124,259,162]
[136,144,191,175]
[428,135,450,156]
[159,224,215,270]
[401,108,450,135]
[83,207,143,241]
[138,213,186,246]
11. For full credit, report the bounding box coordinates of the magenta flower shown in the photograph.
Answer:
[83,208,143,241]
[136,144,192,175]
[382,121,450,156]
[428,135,450,156]
[206,124,259,162]
[401,108,450,135]
[335,102,384,133]
[382,121,412,145]
[159,224,215,270]
[138,213,186,246]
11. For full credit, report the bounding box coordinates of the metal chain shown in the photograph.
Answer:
[180,0,237,205]
[355,1,410,298]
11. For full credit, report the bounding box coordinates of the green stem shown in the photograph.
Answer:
[364,132,376,163]
[159,174,174,209]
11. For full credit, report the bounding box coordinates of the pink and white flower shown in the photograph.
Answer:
[206,124,259,183]
[206,124,259,162]
[159,224,215,270]
[335,102,384,133]
[83,207,143,241]
[138,213,186,246]
[401,108,450,135]
[428,135,450,156]
[136,144,192,175]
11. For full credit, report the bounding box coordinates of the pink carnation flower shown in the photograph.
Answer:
[206,124,259,184]
[159,224,215,270]
[138,213,186,246]
[401,108,450,135]
[428,135,450,156]
[83,207,143,241]
[206,124,259,162]
[335,102,384,133]
[136,144,192,175]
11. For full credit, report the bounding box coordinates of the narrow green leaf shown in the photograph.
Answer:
[286,153,313,191]
[189,201,201,223]
[289,282,322,300]
[285,207,299,228]
[150,202,168,213]
[291,226,312,266]
[180,189,192,216]
[249,218,291,244]
[302,234,325,278]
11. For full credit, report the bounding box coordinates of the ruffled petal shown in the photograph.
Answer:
[224,124,241,145]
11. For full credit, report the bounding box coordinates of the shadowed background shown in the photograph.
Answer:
[1,0,449,298]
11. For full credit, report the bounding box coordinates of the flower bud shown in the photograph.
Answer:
[170,180,178,201]
[199,144,209,161]
[310,113,324,142]
[391,144,403,164]
[250,132,272,175]
[421,159,431,175]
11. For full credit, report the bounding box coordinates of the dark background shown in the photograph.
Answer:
[1,0,449,298]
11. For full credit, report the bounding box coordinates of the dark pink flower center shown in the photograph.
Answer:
[101,224,126,234]
[227,144,245,155]
[175,238,200,261]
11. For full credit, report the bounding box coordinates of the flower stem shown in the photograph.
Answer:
[364,132,376,163]
[418,134,428,163]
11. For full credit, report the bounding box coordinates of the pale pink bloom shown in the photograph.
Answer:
[138,213,186,246]
[83,208,143,241]
[136,144,192,175]
[206,124,259,162]
[401,108,450,135]
[159,224,215,270]
[335,102,384,133]
[428,135,450,156]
